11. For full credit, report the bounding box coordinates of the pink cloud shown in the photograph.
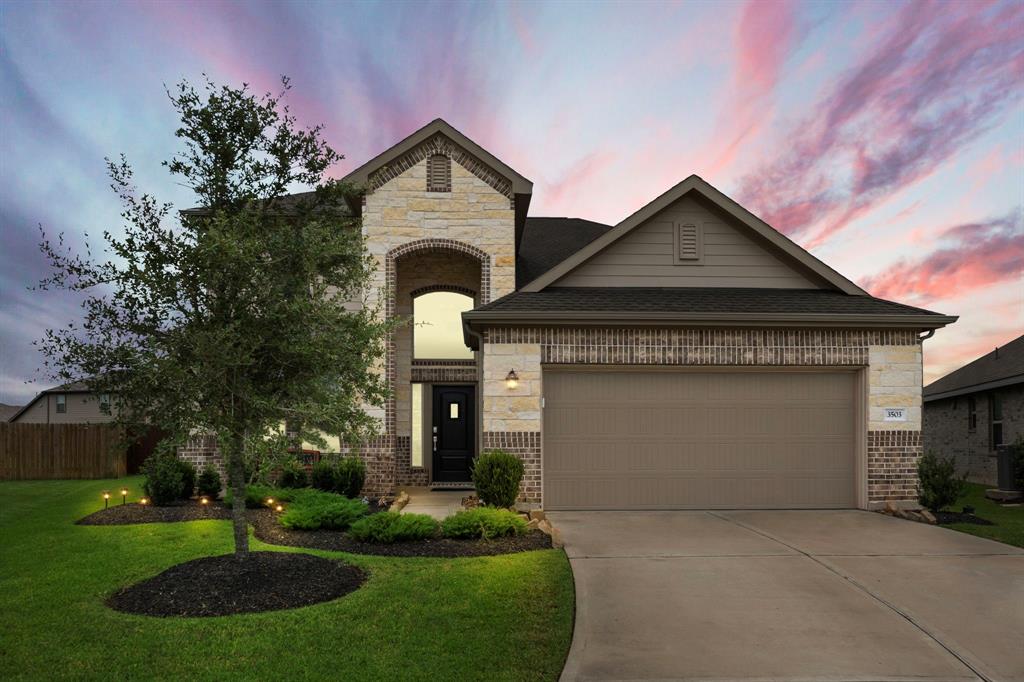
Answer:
[861,214,1023,305]
[738,1,1024,246]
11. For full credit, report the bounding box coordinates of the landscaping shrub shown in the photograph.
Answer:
[918,451,967,512]
[311,460,337,491]
[279,494,368,531]
[348,512,439,543]
[176,459,197,499]
[471,450,524,508]
[334,456,366,498]
[277,457,308,488]
[225,484,301,509]
[196,465,222,498]
[142,452,185,506]
[441,507,527,540]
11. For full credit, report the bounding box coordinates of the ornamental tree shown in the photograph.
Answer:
[37,77,393,558]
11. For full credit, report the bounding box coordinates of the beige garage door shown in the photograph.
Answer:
[543,370,856,510]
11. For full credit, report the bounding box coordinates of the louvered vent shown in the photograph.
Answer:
[426,153,451,192]
[676,223,702,262]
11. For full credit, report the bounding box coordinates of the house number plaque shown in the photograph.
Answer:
[883,408,907,422]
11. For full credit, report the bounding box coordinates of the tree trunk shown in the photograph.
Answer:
[228,431,249,558]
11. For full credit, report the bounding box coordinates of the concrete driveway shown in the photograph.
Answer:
[550,510,1024,682]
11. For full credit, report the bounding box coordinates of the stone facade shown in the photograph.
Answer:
[363,135,516,492]
[923,384,1024,485]
[481,327,925,507]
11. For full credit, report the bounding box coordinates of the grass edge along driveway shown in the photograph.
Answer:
[0,477,574,681]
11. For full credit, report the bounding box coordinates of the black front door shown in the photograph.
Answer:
[432,385,475,482]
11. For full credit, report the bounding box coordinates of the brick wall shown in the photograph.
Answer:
[481,326,924,508]
[923,384,1024,486]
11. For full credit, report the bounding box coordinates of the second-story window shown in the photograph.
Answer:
[990,393,1003,449]
[100,394,111,414]
[426,154,451,192]
[56,394,67,414]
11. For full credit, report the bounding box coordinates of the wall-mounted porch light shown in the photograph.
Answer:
[505,369,519,390]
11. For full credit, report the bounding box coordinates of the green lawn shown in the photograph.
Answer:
[942,482,1024,548]
[0,477,574,681]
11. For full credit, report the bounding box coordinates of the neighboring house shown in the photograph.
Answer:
[179,118,956,510]
[8,382,114,424]
[923,335,1024,485]
[0,403,23,422]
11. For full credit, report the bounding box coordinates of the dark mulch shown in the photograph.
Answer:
[249,508,553,557]
[107,551,365,617]
[77,501,232,525]
[936,511,995,526]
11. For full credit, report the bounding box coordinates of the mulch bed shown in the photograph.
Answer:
[249,508,553,557]
[78,501,233,525]
[107,551,365,617]
[936,511,995,526]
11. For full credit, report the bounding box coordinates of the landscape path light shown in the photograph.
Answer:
[120,488,128,505]
[102,491,110,509]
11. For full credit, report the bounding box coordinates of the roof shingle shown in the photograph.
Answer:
[924,334,1024,399]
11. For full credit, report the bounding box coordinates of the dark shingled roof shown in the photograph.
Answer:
[0,403,23,422]
[471,287,950,318]
[924,334,1024,400]
[516,217,613,288]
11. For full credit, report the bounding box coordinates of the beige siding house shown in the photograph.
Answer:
[181,119,956,511]
[8,382,115,424]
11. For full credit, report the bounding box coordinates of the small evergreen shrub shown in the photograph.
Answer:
[142,452,184,506]
[348,512,439,543]
[279,494,368,531]
[311,460,337,491]
[176,459,197,499]
[225,484,303,508]
[334,456,366,498]
[441,507,527,540]
[471,450,524,508]
[196,465,222,498]
[277,457,308,488]
[918,451,967,512]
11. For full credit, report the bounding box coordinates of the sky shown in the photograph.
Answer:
[1,0,1022,405]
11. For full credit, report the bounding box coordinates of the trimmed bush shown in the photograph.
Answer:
[311,460,337,492]
[196,465,222,498]
[225,484,304,509]
[142,453,184,506]
[1009,436,1024,492]
[176,459,197,499]
[277,458,308,488]
[348,512,439,543]
[471,450,524,508]
[918,451,967,512]
[441,507,527,540]
[279,494,368,531]
[334,457,366,499]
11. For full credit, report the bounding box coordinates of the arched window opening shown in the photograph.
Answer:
[413,291,474,359]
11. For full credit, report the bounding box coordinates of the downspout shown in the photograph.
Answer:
[918,329,935,342]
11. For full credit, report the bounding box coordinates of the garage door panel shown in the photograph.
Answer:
[543,371,856,510]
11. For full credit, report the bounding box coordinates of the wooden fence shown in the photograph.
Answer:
[0,423,127,480]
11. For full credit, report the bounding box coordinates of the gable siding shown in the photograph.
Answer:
[552,195,818,289]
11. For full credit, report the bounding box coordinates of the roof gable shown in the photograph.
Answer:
[341,118,533,196]
[521,175,866,295]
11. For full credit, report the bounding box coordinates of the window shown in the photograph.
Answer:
[411,383,424,467]
[674,222,703,263]
[413,291,474,359]
[99,394,111,414]
[449,401,459,419]
[426,153,451,192]
[967,396,977,432]
[990,393,1003,448]
[55,394,66,414]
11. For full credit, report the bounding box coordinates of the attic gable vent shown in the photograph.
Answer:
[674,222,703,263]
[426,153,451,192]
